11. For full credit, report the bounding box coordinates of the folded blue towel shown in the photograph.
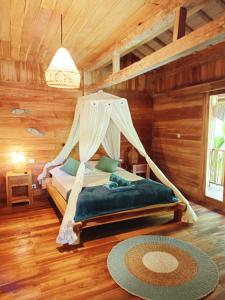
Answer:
[104,183,135,193]
[110,173,131,187]
[108,181,118,189]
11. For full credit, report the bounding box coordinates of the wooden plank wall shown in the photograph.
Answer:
[152,41,225,94]
[0,63,80,201]
[151,41,225,204]
[0,57,152,203]
[151,92,206,202]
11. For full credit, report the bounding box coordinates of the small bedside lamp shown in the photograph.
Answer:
[12,152,26,173]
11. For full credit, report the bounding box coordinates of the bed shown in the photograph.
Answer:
[46,164,186,244]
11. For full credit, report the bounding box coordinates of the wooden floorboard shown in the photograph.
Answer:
[0,196,225,299]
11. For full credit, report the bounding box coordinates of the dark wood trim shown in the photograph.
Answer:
[173,7,187,41]
[209,88,225,96]
[202,93,209,200]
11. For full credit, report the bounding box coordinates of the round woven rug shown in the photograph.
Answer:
[107,236,219,300]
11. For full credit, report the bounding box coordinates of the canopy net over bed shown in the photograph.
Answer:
[38,90,197,244]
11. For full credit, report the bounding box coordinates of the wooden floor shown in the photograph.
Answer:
[0,196,225,300]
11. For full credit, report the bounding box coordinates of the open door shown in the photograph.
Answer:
[205,94,225,202]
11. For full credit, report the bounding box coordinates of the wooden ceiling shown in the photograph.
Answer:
[0,0,168,68]
[0,0,224,70]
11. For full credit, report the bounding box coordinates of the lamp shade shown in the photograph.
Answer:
[12,152,26,173]
[45,47,80,89]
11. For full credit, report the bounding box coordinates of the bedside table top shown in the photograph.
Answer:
[6,170,32,177]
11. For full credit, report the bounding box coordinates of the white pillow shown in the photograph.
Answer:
[85,160,99,170]
[49,166,68,177]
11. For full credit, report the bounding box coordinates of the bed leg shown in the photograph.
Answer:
[73,222,83,245]
[174,206,183,222]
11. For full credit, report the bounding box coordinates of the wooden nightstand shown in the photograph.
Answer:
[129,163,150,178]
[6,170,33,206]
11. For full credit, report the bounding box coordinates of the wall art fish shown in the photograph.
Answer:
[27,127,45,137]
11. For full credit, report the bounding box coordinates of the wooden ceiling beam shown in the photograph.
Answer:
[86,12,225,92]
[137,44,155,56]
[215,0,225,10]
[167,29,174,37]
[153,37,167,47]
[84,0,208,72]
[112,52,120,73]
[132,50,145,59]
[186,24,194,33]
[144,43,156,53]
[197,9,213,22]
[173,7,187,41]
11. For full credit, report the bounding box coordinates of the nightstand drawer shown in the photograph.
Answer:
[8,175,29,186]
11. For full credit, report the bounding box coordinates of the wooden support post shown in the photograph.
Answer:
[73,222,83,245]
[83,71,92,95]
[173,204,185,222]
[112,52,120,73]
[173,7,187,41]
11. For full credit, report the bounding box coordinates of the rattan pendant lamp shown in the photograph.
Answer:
[45,15,80,89]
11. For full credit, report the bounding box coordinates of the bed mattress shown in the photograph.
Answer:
[51,166,142,200]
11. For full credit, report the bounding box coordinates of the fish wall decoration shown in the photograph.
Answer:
[27,127,45,137]
[11,108,31,115]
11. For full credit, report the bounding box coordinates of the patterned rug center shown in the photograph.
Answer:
[142,251,178,273]
[125,243,198,286]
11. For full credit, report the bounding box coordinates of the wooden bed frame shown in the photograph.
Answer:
[46,181,186,245]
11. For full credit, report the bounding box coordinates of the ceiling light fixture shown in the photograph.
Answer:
[45,14,80,89]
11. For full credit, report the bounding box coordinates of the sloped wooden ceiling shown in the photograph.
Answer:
[0,0,225,91]
[1,0,224,70]
[0,0,168,67]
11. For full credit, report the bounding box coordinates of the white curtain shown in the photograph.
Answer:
[111,100,197,223]
[56,100,112,244]
[102,120,120,160]
[38,103,80,182]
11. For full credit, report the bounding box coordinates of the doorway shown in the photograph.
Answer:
[205,94,225,202]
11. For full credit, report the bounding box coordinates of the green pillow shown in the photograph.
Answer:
[60,157,80,176]
[96,156,119,173]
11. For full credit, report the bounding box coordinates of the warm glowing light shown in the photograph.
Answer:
[12,152,25,163]
[12,152,26,173]
[45,47,80,89]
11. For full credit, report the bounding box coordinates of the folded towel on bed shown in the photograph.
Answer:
[108,181,118,189]
[110,173,131,187]
[104,183,135,192]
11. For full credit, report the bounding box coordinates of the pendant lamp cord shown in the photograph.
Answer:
[61,14,63,46]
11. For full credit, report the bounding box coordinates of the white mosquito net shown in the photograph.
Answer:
[38,90,197,244]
